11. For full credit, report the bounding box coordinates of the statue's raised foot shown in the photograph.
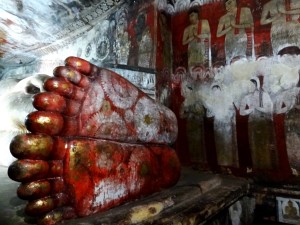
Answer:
[9,134,180,224]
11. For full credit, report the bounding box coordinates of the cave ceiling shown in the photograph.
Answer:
[0,0,126,70]
[0,0,220,72]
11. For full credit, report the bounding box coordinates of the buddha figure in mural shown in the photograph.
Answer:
[7,57,181,224]
[115,8,130,65]
[182,8,211,68]
[135,13,154,68]
[261,0,300,56]
[239,76,276,172]
[217,0,254,64]
[283,200,299,219]
[206,84,239,170]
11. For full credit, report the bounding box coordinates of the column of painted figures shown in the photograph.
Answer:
[115,9,130,65]
[261,0,300,56]
[180,75,204,118]
[159,11,172,69]
[217,0,254,64]
[239,76,277,170]
[283,67,300,175]
[239,76,273,117]
[182,8,211,68]
[296,73,300,109]
[135,13,153,68]
[206,84,238,168]
[273,74,300,114]
[7,57,181,225]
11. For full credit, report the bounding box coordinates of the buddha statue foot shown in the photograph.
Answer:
[8,57,180,225]
[9,134,180,224]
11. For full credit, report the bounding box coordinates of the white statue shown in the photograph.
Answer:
[0,74,50,166]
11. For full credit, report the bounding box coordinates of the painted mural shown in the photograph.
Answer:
[163,0,300,180]
[0,0,126,67]
[1,0,157,97]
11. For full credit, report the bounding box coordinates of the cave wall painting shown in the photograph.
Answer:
[0,0,125,67]
[156,10,173,106]
[1,1,157,98]
[168,0,300,180]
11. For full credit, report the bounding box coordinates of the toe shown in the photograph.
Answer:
[38,207,76,225]
[53,66,90,88]
[8,159,63,182]
[33,92,81,116]
[44,77,85,101]
[25,193,69,216]
[8,159,50,182]
[10,134,54,160]
[33,92,66,113]
[17,177,64,200]
[25,111,64,135]
[10,134,68,160]
[18,180,50,200]
[65,56,99,77]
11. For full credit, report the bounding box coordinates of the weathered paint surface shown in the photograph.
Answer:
[164,0,300,181]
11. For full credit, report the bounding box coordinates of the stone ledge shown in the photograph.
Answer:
[63,168,250,225]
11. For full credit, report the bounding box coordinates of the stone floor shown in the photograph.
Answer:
[0,166,249,225]
[0,166,34,225]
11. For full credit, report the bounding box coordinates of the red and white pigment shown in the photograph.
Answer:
[8,57,181,225]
